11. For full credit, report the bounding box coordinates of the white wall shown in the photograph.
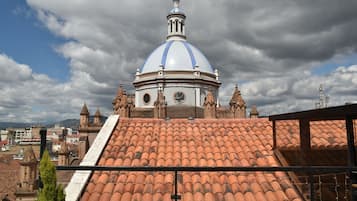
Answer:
[135,82,218,107]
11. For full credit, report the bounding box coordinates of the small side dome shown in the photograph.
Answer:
[140,41,214,74]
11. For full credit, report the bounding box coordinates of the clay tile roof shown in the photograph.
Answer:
[79,118,347,201]
[0,155,20,200]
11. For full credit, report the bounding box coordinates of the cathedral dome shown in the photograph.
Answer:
[140,40,214,74]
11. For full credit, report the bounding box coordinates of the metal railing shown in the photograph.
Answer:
[56,165,357,201]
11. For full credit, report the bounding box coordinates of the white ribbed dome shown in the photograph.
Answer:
[140,40,214,74]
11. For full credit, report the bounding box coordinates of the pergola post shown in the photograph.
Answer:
[299,119,311,154]
[272,120,277,149]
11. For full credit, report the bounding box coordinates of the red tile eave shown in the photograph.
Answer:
[80,117,346,201]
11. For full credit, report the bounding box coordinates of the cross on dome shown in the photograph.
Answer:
[173,0,180,8]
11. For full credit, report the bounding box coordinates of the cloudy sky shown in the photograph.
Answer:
[1,0,357,123]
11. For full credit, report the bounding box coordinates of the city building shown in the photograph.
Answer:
[0,130,9,141]
[15,146,38,201]
[66,133,79,145]
[7,128,33,144]
[47,125,68,141]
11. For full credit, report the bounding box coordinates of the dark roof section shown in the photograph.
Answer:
[269,104,357,121]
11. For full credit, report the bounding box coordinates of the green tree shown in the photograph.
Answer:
[37,150,65,201]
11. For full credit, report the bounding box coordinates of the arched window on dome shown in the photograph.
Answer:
[170,20,173,33]
[180,20,184,33]
[175,19,178,32]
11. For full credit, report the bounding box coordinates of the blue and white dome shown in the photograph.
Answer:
[140,40,214,74]
[133,0,221,109]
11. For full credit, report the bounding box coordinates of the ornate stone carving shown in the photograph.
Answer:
[229,85,246,118]
[154,90,167,119]
[204,91,216,119]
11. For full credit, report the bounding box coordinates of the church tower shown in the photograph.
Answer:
[15,146,38,200]
[58,140,69,166]
[250,105,259,118]
[229,85,246,118]
[80,103,89,128]
[93,108,102,126]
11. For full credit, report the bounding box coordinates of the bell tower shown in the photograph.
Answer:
[15,146,38,200]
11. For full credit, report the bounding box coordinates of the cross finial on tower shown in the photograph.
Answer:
[173,0,180,8]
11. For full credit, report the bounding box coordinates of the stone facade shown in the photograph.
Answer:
[108,84,258,119]
[78,104,103,159]
[58,140,69,166]
[229,85,247,118]
[15,146,38,201]
[250,105,259,118]
[203,91,216,118]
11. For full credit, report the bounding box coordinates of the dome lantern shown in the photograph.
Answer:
[167,0,186,40]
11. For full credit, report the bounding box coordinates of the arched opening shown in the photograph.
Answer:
[181,21,184,33]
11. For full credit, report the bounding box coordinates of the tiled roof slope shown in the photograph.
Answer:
[0,155,20,200]
[275,120,347,149]
[80,118,347,201]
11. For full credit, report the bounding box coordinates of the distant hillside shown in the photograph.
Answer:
[0,122,33,130]
[46,116,107,130]
[0,116,107,131]
[46,119,80,130]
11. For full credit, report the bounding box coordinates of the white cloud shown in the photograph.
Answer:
[0,54,33,83]
[1,0,356,122]
[239,65,357,116]
[0,53,113,122]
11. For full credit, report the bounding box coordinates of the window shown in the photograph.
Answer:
[174,91,185,103]
[143,94,150,104]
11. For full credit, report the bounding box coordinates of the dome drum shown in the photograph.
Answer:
[134,82,219,109]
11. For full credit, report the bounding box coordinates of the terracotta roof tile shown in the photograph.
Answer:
[99,192,111,201]
[88,192,100,201]
[79,118,348,201]
[120,192,132,201]
[142,193,152,200]
[81,192,90,201]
